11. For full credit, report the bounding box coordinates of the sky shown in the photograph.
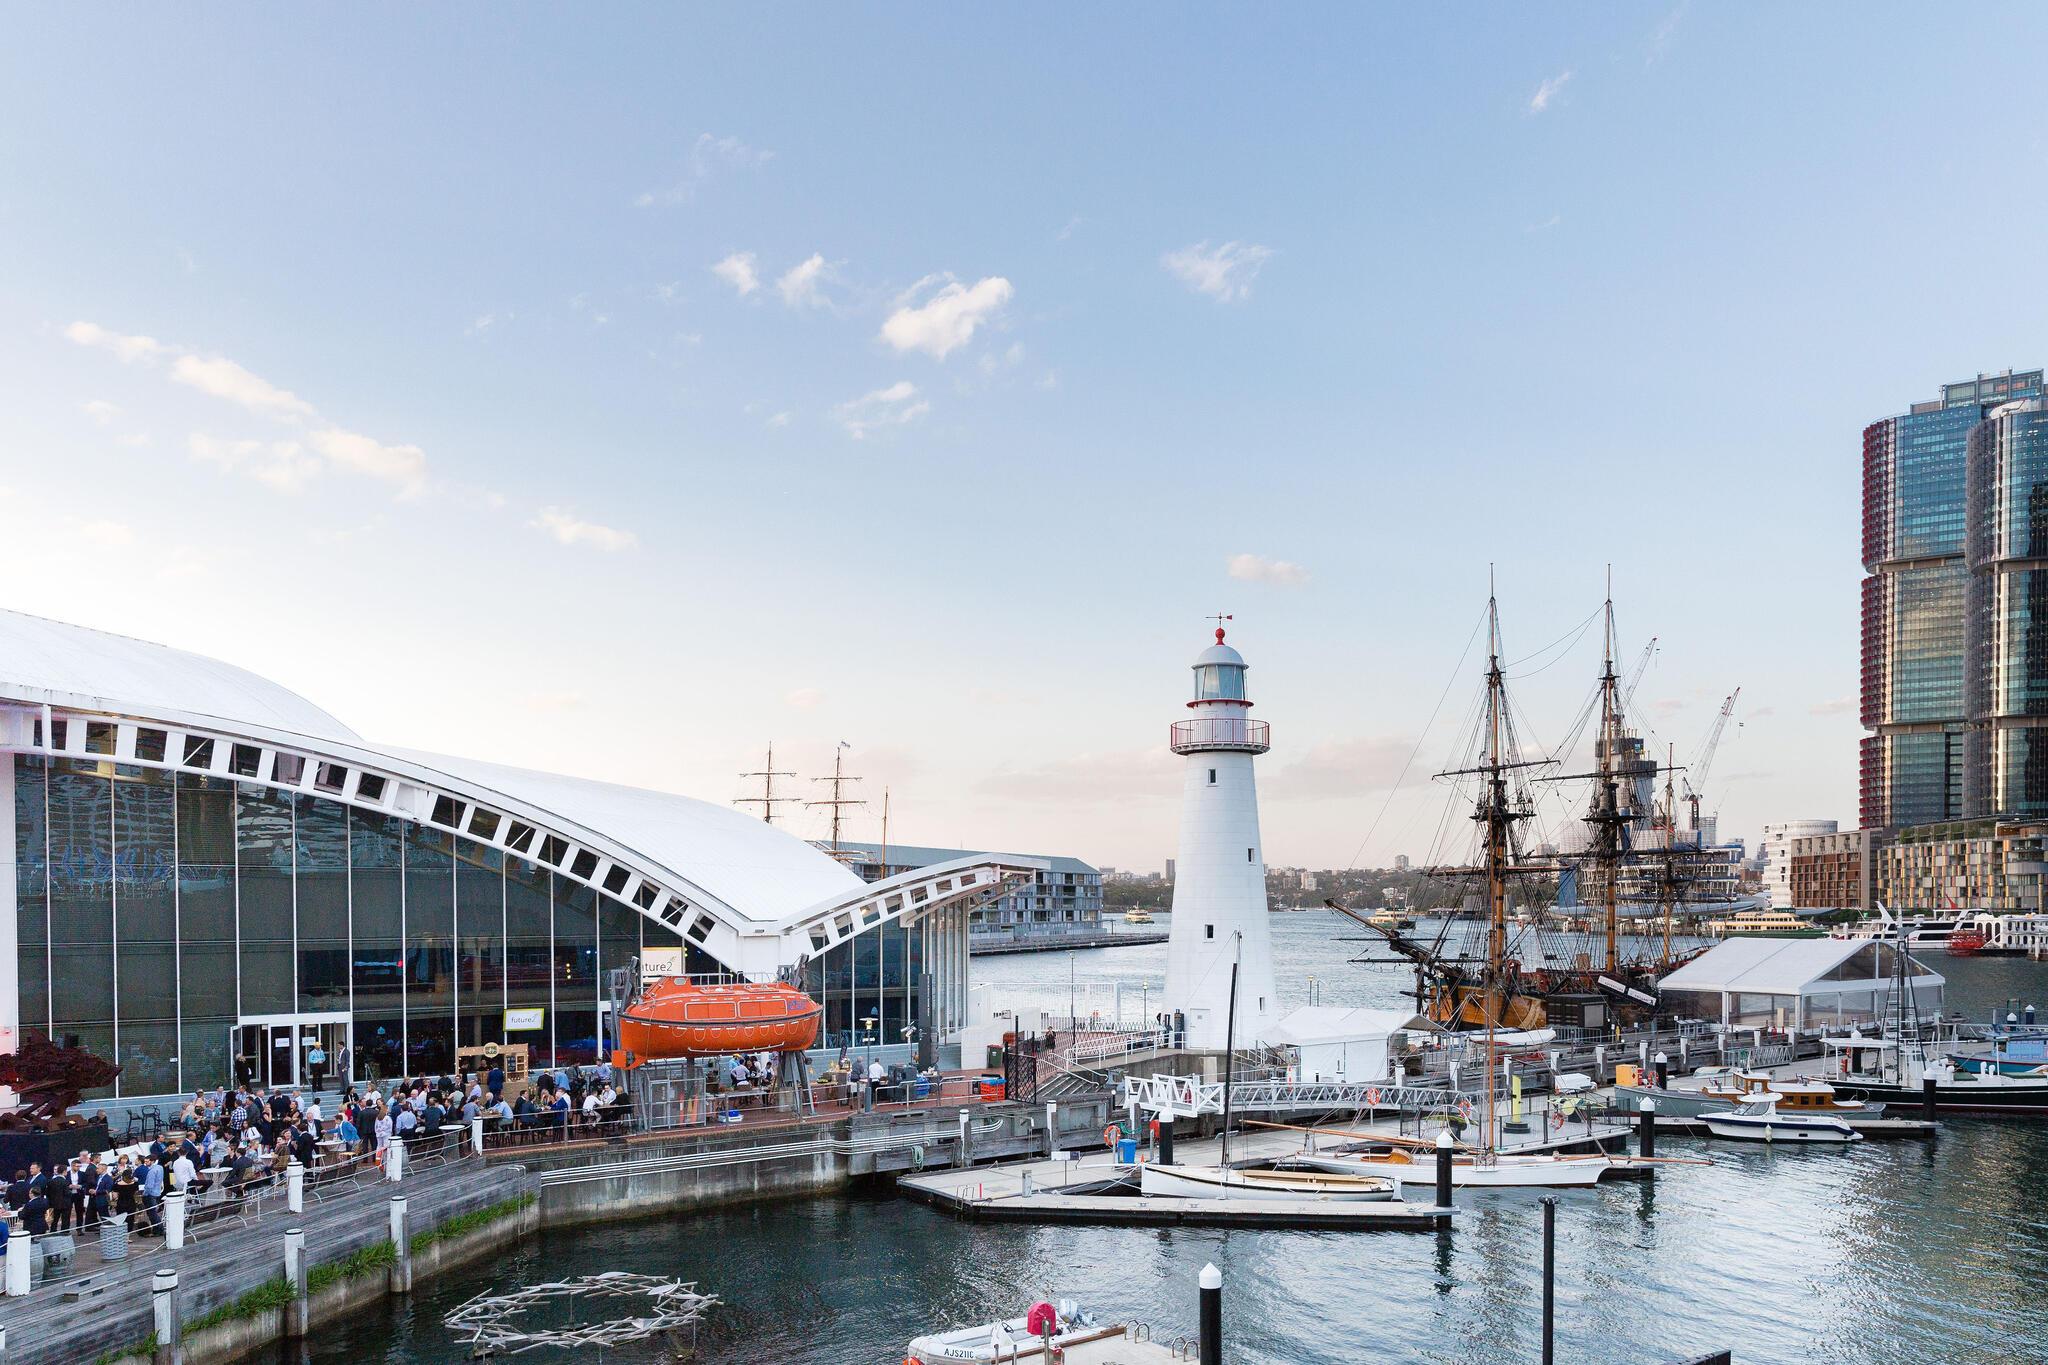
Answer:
[3,6,2047,874]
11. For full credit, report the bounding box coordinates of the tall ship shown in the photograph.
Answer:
[1330,583,1733,1031]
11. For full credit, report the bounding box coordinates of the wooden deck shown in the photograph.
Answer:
[898,1129,1454,1231]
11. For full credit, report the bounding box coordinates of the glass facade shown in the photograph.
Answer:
[1966,401,2048,817]
[11,752,965,1098]
[1861,371,2046,827]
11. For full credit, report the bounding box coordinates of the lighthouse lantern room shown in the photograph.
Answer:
[1162,621,1278,1051]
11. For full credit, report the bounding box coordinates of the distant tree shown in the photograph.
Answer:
[0,1030,120,1126]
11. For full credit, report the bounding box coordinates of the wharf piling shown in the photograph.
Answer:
[1198,1263,1222,1365]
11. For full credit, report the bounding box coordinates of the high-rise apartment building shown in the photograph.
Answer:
[1862,369,2045,827]
[1966,397,2048,817]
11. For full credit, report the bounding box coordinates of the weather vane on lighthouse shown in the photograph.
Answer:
[1206,612,1233,642]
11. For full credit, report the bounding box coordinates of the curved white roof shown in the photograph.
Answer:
[0,608,357,743]
[0,609,864,925]
[392,748,863,923]
[1194,640,1246,668]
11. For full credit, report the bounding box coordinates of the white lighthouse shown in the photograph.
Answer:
[1162,622,1278,1051]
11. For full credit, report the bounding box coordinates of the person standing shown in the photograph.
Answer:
[139,1153,165,1234]
[308,1040,328,1094]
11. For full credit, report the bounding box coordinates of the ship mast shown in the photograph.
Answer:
[734,743,799,824]
[807,744,866,853]
[1591,581,1626,973]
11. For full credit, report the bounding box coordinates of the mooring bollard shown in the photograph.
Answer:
[286,1159,305,1214]
[1679,1036,1690,1068]
[164,1189,187,1251]
[1157,1116,1175,1166]
[1540,1196,1558,1365]
[1593,1044,1605,1079]
[1922,1075,1938,1124]
[389,1197,412,1295]
[1637,1098,1656,1159]
[1655,1051,1670,1090]
[1198,1262,1222,1365]
[1435,1129,1454,1210]
[385,1139,405,1183]
[1021,1169,1035,1198]
[152,1268,182,1365]
[957,1108,972,1168]
[4,1233,28,1297]
[1044,1101,1059,1158]
[284,1227,308,1339]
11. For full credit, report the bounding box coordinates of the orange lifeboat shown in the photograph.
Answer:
[613,978,822,1067]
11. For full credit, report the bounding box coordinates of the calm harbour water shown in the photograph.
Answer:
[315,916,2048,1365]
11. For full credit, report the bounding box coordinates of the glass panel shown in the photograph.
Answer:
[455,837,505,1049]
[505,858,552,1066]
[405,824,454,1075]
[236,785,295,1015]
[48,760,113,1061]
[15,755,49,1037]
[349,809,403,1081]
[553,875,597,1002]
[114,766,178,1094]
[296,795,350,1012]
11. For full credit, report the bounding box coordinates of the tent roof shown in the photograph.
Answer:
[1658,936,1943,995]
[1268,1006,1429,1045]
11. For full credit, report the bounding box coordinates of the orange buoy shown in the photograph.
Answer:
[615,979,823,1064]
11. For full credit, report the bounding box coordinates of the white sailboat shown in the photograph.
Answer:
[1138,1162,1396,1200]
[1288,1142,1608,1188]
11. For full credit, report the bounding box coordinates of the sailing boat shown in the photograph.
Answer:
[1140,935,1396,1201]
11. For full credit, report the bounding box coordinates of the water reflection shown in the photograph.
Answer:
[310,944,2048,1364]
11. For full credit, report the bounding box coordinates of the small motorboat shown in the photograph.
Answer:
[908,1299,1124,1363]
[1698,1069,1873,1113]
[1289,1146,1610,1188]
[1701,1099,1861,1143]
[614,977,822,1064]
[1138,1162,1396,1201]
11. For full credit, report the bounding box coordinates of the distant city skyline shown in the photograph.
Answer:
[5,8,2048,871]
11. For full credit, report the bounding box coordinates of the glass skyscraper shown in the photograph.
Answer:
[1862,369,2045,827]
[1965,397,2048,817]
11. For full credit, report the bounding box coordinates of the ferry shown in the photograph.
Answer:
[1121,908,1155,925]
[1705,909,1823,938]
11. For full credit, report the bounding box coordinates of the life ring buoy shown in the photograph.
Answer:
[1365,1086,1383,1108]
[1103,1124,1123,1148]
[1458,1099,1475,1121]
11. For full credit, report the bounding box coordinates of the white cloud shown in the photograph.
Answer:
[1809,696,1856,717]
[880,275,1013,360]
[1227,552,1310,588]
[766,411,792,428]
[785,687,826,710]
[835,381,930,439]
[188,433,322,493]
[1529,70,1573,114]
[63,321,166,364]
[636,133,773,207]
[776,253,831,309]
[712,251,760,297]
[530,506,639,552]
[74,518,135,549]
[308,428,428,497]
[170,353,315,419]
[1161,241,1273,303]
[80,399,119,425]
[466,311,510,337]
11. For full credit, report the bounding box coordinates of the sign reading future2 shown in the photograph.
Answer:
[505,1008,547,1032]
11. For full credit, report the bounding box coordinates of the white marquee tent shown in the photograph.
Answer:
[1657,937,1944,1031]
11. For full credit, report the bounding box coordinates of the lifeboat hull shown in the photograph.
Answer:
[615,980,823,1062]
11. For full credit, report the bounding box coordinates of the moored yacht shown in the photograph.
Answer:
[1138,1162,1397,1201]
[1701,1098,1862,1143]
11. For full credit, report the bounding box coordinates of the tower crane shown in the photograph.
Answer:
[1681,688,1741,834]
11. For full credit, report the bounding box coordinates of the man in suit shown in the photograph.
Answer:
[20,1187,49,1236]
[93,1161,115,1225]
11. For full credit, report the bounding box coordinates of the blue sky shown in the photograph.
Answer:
[4,6,2047,871]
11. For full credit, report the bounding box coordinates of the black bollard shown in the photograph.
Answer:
[1653,1051,1670,1090]
[1637,1099,1655,1159]
[1922,1075,1938,1124]
[1199,1262,1222,1365]
[1434,1130,1454,1210]
[1540,1196,1557,1365]
[1158,1116,1175,1166]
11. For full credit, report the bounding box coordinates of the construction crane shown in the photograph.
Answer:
[1681,688,1741,833]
